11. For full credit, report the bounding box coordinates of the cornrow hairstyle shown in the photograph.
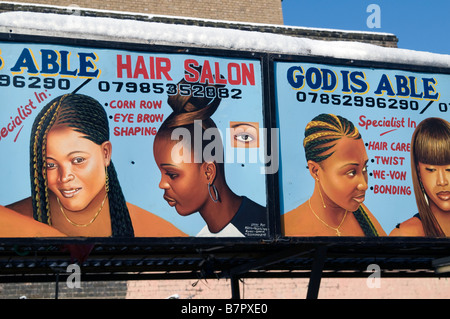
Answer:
[411,117,450,237]
[303,113,361,163]
[30,94,134,237]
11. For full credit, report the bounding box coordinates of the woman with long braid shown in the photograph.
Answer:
[153,76,267,237]
[282,113,385,237]
[7,94,186,237]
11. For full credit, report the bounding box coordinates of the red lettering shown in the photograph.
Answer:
[184,59,199,82]
[241,63,255,85]
[372,170,385,179]
[149,56,155,79]
[214,62,227,84]
[117,55,172,80]
[374,156,405,166]
[200,60,214,84]
[113,113,134,123]
[133,56,149,79]
[113,126,157,136]
[228,63,241,85]
[117,55,132,78]
[155,57,172,80]
[373,184,411,195]
[183,60,255,86]
[390,142,411,152]
[367,141,387,151]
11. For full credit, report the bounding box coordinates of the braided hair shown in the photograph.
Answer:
[303,113,361,163]
[30,94,134,237]
[303,114,379,236]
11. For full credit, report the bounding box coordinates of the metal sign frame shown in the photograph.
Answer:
[0,32,449,299]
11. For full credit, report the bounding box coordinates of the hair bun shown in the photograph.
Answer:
[164,68,225,128]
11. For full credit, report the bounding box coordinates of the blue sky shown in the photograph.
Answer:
[281,0,450,55]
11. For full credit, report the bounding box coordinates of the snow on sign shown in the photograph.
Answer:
[0,36,270,239]
[276,58,450,238]
[0,9,449,240]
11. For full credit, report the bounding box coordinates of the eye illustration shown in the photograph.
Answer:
[230,121,259,148]
[235,132,255,143]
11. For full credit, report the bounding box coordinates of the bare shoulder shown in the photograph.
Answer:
[0,205,65,237]
[282,202,309,236]
[389,216,425,237]
[5,197,33,218]
[126,203,187,237]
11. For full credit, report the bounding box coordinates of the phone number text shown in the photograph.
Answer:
[296,91,448,113]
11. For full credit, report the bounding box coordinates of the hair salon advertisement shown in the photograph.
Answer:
[0,41,270,238]
[276,60,449,237]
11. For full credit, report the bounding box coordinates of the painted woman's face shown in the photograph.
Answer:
[418,162,450,213]
[46,126,110,212]
[316,137,369,212]
[153,136,209,216]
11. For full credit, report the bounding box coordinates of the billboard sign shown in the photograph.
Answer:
[0,34,449,241]
[275,57,449,238]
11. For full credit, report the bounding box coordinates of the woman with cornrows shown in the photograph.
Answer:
[7,94,186,237]
[282,113,386,237]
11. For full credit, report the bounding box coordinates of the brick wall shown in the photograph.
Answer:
[126,277,450,299]
[0,2,398,47]
[1,276,448,299]
[0,280,127,299]
[5,0,284,24]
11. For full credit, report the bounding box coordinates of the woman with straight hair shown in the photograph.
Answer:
[390,117,450,237]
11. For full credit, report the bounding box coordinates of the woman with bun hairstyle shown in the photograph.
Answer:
[153,73,267,237]
[7,93,186,237]
[282,113,386,237]
[390,117,450,237]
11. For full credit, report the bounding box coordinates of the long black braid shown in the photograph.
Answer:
[30,94,134,237]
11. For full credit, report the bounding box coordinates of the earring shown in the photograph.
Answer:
[105,166,110,193]
[208,182,219,203]
[420,181,429,206]
[316,178,326,208]
[423,192,429,206]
